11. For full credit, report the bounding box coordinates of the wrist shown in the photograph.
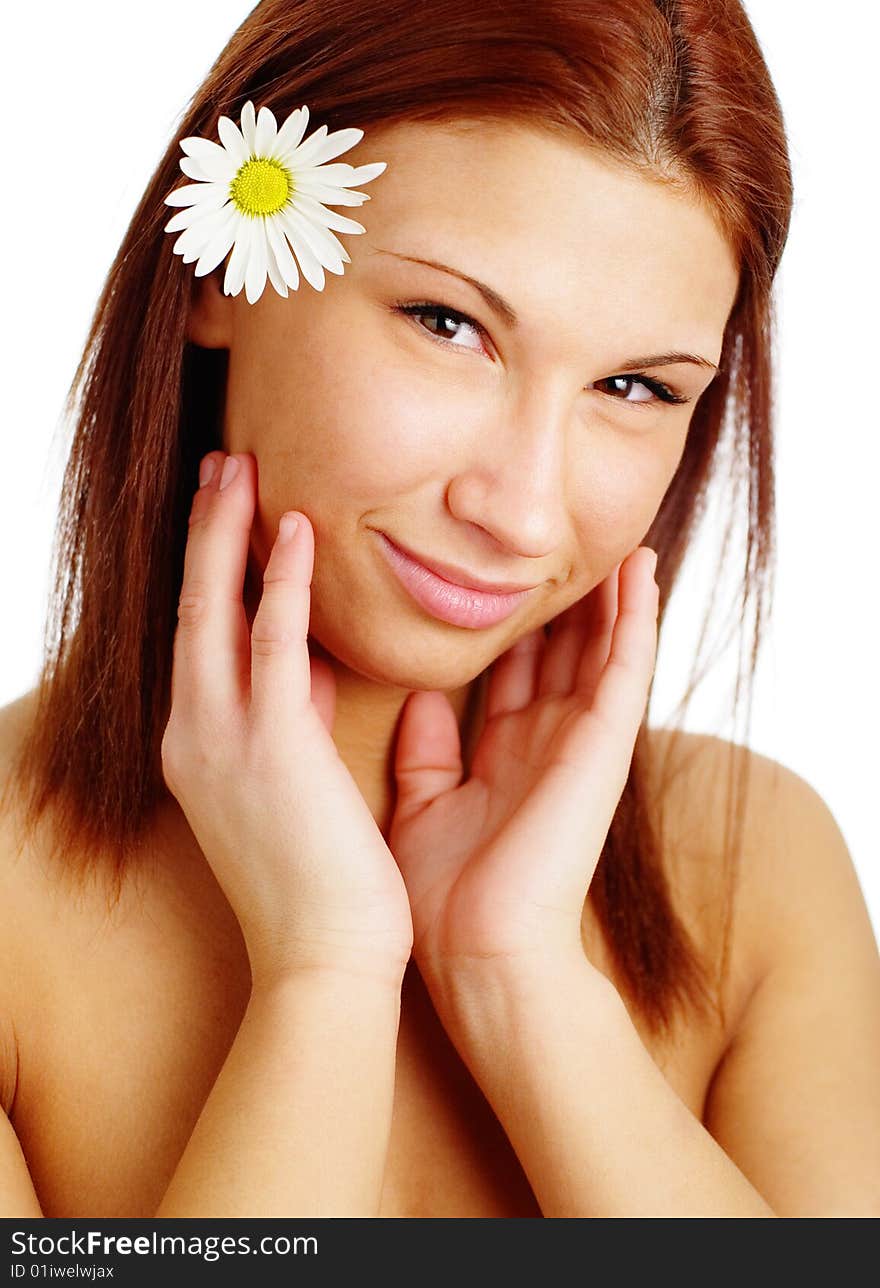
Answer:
[419,951,622,1056]
[249,951,410,999]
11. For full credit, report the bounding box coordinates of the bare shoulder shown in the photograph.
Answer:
[0,686,46,875]
[641,724,873,1039]
[646,725,880,1214]
[642,725,789,990]
[0,688,45,1115]
[644,723,871,982]
[0,688,40,766]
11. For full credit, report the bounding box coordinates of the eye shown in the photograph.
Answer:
[594,374,689,407]
[393,301,691,407]
[394,301,486,353]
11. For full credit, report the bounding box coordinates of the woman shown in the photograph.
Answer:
[1,0,878,1218]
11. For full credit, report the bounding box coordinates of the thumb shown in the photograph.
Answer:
[308,653,337,733]
[393,690,464,826]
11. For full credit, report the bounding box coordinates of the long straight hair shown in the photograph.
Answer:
[3,0,793,1039]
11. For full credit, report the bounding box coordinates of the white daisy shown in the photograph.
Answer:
[163,100,387,304]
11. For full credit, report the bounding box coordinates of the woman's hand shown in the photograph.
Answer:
[161,451,414,990]
[387,547,659,986]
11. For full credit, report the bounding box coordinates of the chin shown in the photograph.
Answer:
[310,616,501,693]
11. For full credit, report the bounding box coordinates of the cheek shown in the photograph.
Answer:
[293,356,483,502]
[248,372,473,575]
[566,447,675,569]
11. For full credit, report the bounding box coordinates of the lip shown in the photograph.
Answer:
[375,531,539,629]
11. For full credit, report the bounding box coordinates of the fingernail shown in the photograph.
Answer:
[278,512,300,544]
[199,456,217,488]
[219,455,240,491]
[648,549,658,578]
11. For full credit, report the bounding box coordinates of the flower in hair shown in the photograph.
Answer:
[163,100,386,304]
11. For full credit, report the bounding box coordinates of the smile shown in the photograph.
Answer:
[374,531,538,629]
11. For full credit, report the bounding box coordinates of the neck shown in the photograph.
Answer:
[306,636,488,838]
[240,549,489,836]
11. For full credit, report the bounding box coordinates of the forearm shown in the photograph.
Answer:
[436,960,776,1218]
[155,966,403,1218]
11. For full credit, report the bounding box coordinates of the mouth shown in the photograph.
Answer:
[373,531,539,630]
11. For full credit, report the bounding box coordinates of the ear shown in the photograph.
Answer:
[186,268,234,349]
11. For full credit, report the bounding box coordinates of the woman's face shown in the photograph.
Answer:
[192,119,739,691]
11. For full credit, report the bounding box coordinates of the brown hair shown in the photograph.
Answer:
[2,0,792,1039]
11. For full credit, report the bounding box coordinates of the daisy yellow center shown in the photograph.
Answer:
[229,157,293,218]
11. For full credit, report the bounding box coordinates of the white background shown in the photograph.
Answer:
[2,3,878,937]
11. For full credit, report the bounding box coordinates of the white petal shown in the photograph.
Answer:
[224,220,251,297]
[346,161,387,184]
[245,219,269,304]
[265,241,289,298]
[217,115,249,167]
[279,210,325,291]
[287,201,348,268]
[294,175,370,206]
[195,150,237,184]
[172,223,207,259]
[240,101,257,155]
[164,185,230,231]
[291,193,365,235]
[294,126,364,168]
[265,216,300,290]
[179,156,213,184]
[291,124,329,167]
[180,137,231,168]
[194,207,239,277]
[299,161,357,185]
[197,181,232,207]
[274,106,309,160]
[165,209,192,235]
[255,106,278,158]
[164,181,218,208]
[165,203,211,235]
[306,160,385,187]
[290,191,366,235]
[174,206,229,260]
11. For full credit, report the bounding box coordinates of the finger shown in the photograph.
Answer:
[308,653,337,733]
[393,690,464,827]
[249,508,316,724]
[537,568,618,699]
[172,451,255,716]
[585,548,658,735]
[484,626,544,721]
[567,563,621,705]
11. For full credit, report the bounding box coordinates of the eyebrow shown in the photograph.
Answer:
[372,248,719,372]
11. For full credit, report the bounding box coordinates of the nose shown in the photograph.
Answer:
[445,388,570,558]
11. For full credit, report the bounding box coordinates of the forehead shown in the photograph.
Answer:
[354,119,740,360]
